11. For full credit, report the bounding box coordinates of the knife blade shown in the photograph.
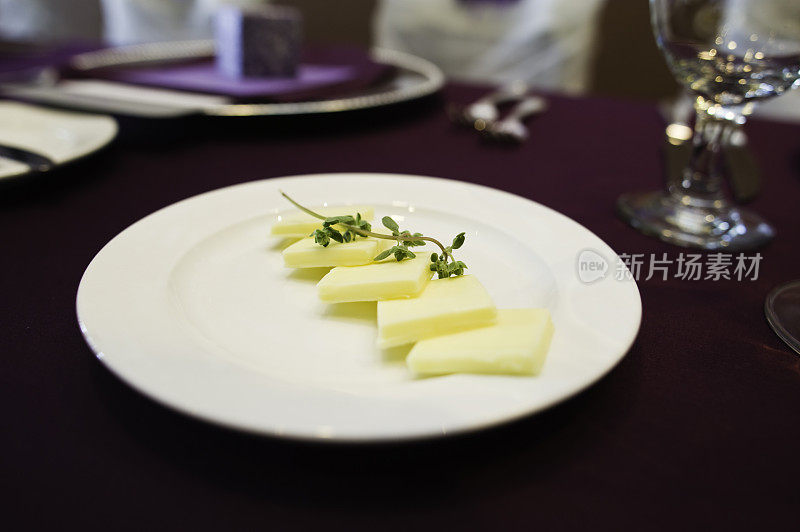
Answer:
[0,144,55,172]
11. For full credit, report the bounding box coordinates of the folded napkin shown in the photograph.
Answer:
[68,46,396,103]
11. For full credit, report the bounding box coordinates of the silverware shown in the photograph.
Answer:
[0,144,55,172]
[447,80,528,129]
[68,40,215,71]
[480,96,547,143]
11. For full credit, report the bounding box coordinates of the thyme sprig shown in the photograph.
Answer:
[280,191,468,278]
[373,215,425,262]
[311,212,371,246]
[429,232,467,278]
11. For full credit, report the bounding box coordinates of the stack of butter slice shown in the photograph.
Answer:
[273,205,554,376]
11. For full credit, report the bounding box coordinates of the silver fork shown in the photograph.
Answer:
[481,96,548,143]
[447,80,528,129]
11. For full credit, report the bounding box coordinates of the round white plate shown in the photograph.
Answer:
[0,101,117,181]
[77,174,641,442]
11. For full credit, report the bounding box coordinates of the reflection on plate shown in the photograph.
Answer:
[0,101,117,181]
[77,173,641,442]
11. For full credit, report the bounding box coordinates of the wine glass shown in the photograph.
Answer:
[766,280,800,355]
[617,0,800,250]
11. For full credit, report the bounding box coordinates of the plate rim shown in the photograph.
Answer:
[76,173,642,443]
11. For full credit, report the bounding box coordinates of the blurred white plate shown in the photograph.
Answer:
[76,174,641,442]
[0,101,117,181]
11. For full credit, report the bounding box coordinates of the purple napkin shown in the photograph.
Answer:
[70,46,396,103]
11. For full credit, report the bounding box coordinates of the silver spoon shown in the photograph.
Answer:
[481,96,548,144]
[447,80,528,130]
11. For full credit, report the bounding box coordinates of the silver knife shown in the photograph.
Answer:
[0,144,55,172]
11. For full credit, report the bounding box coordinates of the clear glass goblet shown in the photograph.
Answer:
[765,280,800,355]
[617,0,800,250]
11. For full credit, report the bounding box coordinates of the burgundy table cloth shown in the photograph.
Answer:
[1,84,799,531]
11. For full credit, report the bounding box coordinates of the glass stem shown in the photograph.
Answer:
[668,104,734,209]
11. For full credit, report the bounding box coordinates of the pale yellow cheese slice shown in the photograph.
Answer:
[376,275,496,349]
[270,205,374,238]
[406,309,554,376]
[283,236,388,268]
[317,256,433,303]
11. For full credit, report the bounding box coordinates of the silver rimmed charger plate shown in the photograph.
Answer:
[76,173,642,442]
[1,41,444,118]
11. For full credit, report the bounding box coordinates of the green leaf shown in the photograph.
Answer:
[324,215,355,226]
[452,232,465,249]
[409,232,426,246]
[313,229,330,247]
[382,216,399,232]
[430,253,438,262]
[374,248,394,261]
[328,228,344,243]
[406,250,416,259]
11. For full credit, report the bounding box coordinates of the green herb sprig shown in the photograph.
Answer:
[372,215,425,262]
[429,232,467,278]
[311,212,371,246]
[281,191,468,278]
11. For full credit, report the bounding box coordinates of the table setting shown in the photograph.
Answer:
[1,0,799,529]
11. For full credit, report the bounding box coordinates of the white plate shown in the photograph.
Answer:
[77,174,641,442]
[0,101,117,181]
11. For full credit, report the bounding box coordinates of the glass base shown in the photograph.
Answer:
[765,280,800,356]
[617,191,774,251]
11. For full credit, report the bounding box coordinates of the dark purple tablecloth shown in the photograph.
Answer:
[1,84,799,531]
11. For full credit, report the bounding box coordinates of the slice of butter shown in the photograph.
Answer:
[317,257,433,303]
[283,236,388,268]
[407,309,554,376]
[376,275,496,349]
[270,205,374,238]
